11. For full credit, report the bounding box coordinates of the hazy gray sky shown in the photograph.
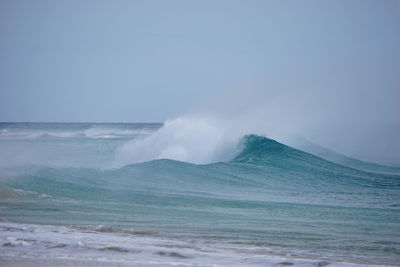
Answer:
[1,0,399,123]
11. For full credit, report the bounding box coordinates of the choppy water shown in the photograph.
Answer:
[0,122,399,266]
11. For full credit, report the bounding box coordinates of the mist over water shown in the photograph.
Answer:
[0,123,161,170]
[114,74,400,166]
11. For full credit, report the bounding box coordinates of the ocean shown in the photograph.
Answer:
[0,122,399,266]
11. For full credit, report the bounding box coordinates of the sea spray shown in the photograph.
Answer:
[113,116,242,166]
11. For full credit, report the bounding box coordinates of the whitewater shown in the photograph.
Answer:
[0,121,399,266]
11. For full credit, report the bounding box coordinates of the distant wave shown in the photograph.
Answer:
[0,123,160,140]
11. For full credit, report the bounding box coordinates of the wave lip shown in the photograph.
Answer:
[233,134,287,163]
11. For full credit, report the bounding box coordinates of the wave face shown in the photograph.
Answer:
[289,136,400,175]
[1,123,400,266]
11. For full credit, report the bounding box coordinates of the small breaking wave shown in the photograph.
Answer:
[71,225,155,236]
[0,123,161,140]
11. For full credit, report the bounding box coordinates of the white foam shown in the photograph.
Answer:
[0,222,385,266]
[112,116,242,166]
[83,127,153,139]
[0,129,81,139]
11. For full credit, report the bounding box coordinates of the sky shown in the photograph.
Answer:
[0,0,399,162]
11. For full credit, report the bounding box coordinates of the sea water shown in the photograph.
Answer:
[0,122,399,266]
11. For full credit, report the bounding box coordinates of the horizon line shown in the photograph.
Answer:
[0,121,164,124]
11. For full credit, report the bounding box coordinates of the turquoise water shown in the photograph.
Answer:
[0,123,399,266]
